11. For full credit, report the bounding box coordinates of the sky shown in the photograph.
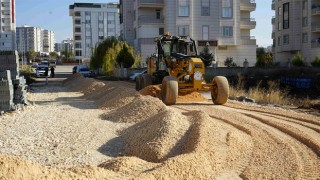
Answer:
[16,0,274,47]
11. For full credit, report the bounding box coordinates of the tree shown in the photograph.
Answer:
[49,52,59,59]
[91,37,118,70]
[116,44,135,68]
[311,56,320,67]
[26,50,36,62]
[291,51,305,67]
[224,57,237,67]
[256,47,273,67]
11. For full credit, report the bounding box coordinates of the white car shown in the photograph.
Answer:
[129,70,147,81]
[35,65,51,78]
[73,65,91,77]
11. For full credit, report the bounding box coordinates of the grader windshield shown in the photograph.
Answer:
[159,37,198,57]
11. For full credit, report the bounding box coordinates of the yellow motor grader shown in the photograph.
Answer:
[136,34,229,105]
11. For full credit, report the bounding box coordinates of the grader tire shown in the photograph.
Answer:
[142,74,153,88]
[161,76,178,105]
[211,76,229,105]
[135,75,143,91]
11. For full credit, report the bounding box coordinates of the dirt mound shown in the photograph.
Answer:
[62,73,83,85]
[139,85,207,102]
[139,85,161,98]
[121,109,191,162]
[98,157,158,176]
[101,95,166,123]
[177,91,207,102]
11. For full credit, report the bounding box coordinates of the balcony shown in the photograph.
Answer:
[271,31,275,39]
[311,39,320,48]
[138,0,164,8]
[271,16,275,24]
[271,1,275,10]
[240,18,256,29]
[1,22,11,27]
[241,36,256,45]
[1,13,10,18]
[138,15,164,25]
[1,6,10,10]
[312,7,320,15]
[312,24,320,32]
[240,0,256,11]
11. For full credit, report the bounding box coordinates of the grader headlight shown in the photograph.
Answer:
[194,71,202,81]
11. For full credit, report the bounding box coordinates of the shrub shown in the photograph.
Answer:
[311,56,320,67]
[291,52,305,66]
[224,57,237,67]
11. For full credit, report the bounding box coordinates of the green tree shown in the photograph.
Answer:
[291,51,305,67]
[91,37,118,70]
[26,50,37,62]
[132,53,142,68]
[224,57,237,67]
[116,44,135,68]
[49,52,59,59]
[256,47,273,67]
[311,56,320,67]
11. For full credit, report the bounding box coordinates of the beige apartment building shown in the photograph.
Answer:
[271,0,320,66]
[120,0,257,67]
[0,0,16,51]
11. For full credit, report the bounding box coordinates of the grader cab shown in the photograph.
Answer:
[136,34,229,105]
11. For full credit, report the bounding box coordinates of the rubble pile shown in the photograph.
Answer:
[0,51,28,113]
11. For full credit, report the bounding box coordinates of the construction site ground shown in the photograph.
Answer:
[0,72,319,179]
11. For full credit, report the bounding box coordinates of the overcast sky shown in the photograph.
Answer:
[16,0,274,47]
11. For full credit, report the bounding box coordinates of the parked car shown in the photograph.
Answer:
[40,60,49,67]
[129,70,147,81]
[31,62,38,68]
[72,65,92,77]
[35,65,51,78]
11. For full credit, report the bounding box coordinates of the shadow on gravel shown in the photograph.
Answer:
[98,136,125,157]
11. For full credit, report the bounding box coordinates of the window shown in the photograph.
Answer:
[278,7,282,16]
[75,27,81,33]
[85,20,91,24]
[156,10,161,19]
[178,26,189,36]
[75,43,81,48]
[99,36,104,40]
[85,12,90,16]
[159,28,164,35]
[75,11,81,16]
[75,35,81,40]
[107,20,114,24]
[108,28,115,32]
[283,3,289,29]
[222,26,233,37]
[302,33,308,43]
[108,12,115,18]
[134,28,136,39]
[99,28,104,32]
[302,17,308,27]
[75,50,82,56]
[201,0,210,16]
[278,22,282,31]
[179,0,189,17]
[283,35,289,45]
[98,20,104,24]
[75,19,81,24]
[222,7,232,18]
[202,26,209,40]
[278,36,281,46]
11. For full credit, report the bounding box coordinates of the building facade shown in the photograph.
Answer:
[42,29,55,53]
[0,0,16,51]
[271,0,320,66]
[16,26,55,54]
[120,0,257,67]
[69,3,120,63]
[16,26,42,53]
[55,39,73,53]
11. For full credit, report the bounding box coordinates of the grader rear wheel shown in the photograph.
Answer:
[211,76,229,105]
[135,75,143,91]
[161,76,178,105]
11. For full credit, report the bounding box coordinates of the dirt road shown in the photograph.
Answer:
[0,75,319,179]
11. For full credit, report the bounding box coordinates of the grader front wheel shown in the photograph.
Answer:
[161,76,178,105]
[135,75,143,91]
[211,76,229,105]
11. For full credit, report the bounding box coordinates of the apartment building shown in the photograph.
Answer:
[16,26,42,53]
[16,26,55,54]
[271,0,320,66]
[120,0,257,67]
[55,39,73,53]
[69,3,120,63]
[0,0,16,51]
[42,29,55,53]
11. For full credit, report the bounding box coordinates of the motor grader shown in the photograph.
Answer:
[136,34,229,105]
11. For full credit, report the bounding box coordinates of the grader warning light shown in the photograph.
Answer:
[136,35,229,105]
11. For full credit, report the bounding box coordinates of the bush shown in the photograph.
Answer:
[224,57,237,67]
[116,44,135,68]
[311,56,320,67]
[291,52,305,66]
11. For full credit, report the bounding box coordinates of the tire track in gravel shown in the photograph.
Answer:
[173,103,320,179]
